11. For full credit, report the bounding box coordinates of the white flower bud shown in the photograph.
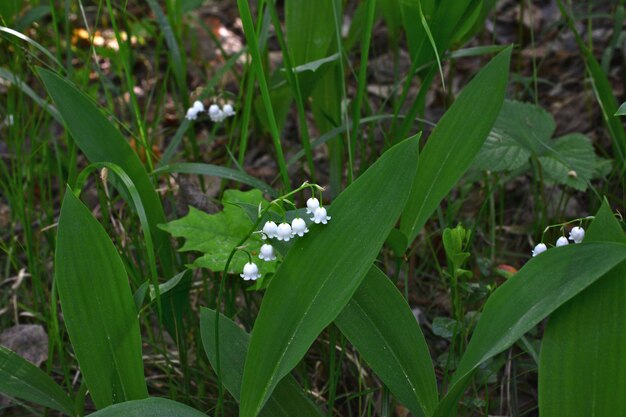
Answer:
[532,243,547,257]
[569,226,585,244]
[291,217,309,237]
[556,236,569,247]
[311,207,331,224]
[276,223,293,241]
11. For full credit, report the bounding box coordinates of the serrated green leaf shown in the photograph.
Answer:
[200,309,324,417]
[335,267,438,417]
[539,201,626,416]
[159,190,274,274]
[434,239,626,417]
[538,133,596,191]
[86,397,207,417]
[0,346,75,415]
[240,135,421,417]
[472,131,531,171]
[55,189,147,409]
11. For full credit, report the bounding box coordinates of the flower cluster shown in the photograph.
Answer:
[241,197,331,281]
[185,101,236,122]
[208,103,236,122]
[532,225,585,257]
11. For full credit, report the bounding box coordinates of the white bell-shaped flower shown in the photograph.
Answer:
[311,207,331,224]
[262,221,278,239]
[532,243,547,257]
[291,217,309,237]
[240,262,261,281]
[208,104,225,122]
[569,226,585,244]
[185,107,199,120]
[306,197,320,214]
[223,104,236,117]
[258,244,276,261]
[193,100,205,112]
[556,236,569,247]
[276,222,293,241]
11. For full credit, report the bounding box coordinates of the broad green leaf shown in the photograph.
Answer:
[474,99,554,168]
[400,47,511,247]
[0,346,75,415]
[433,241,626,417]
[473,132,530,172]
[539,201,626,416]
[240,135,421,417]
[159,189,275,275]
[55,189,148,409]
[200,309,324,417]
[37,68,175,276]
[474,101,607,190]
[86,397,207,417]
[334,267,438,417]
[538,133,597,191]
[285,0,335,67]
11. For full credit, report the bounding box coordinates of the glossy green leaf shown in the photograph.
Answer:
[37,68,175,276]
[200,309,324,417]
[434,241,626,417]
[539,201,626,416]
[55,189,148,409]
[400,47,511,247]
[240,135,421,417]
[86,397,207,417]
[0,346,75,415]
[159,189,275,275]
[334,266,437,417]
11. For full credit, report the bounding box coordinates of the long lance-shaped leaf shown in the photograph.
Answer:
[433,240,626,417]
[399,47,511,248]
[153,163,278,198]
[0,346,75,416]
[539,201,626,416]
[86,397,207,417]
[557,1,626,167]
[239,134,421,417]
[335,266,437,417]
[200,309,324,417]
[55,189,148,409]
[37,68,175,276]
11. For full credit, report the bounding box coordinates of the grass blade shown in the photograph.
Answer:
[153,162,278,198]
[200,309,324,417]
[86,398,207,417]
[434,241,626,417]
[37,67,176,276]
[539,201,626,416]
[399,47,511,248]
[335,266,438,417]
[236,0,290,191]
[239,134,421,417]
[0,346,75,416]
[558,1,626,167]
[55,189,148,408]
